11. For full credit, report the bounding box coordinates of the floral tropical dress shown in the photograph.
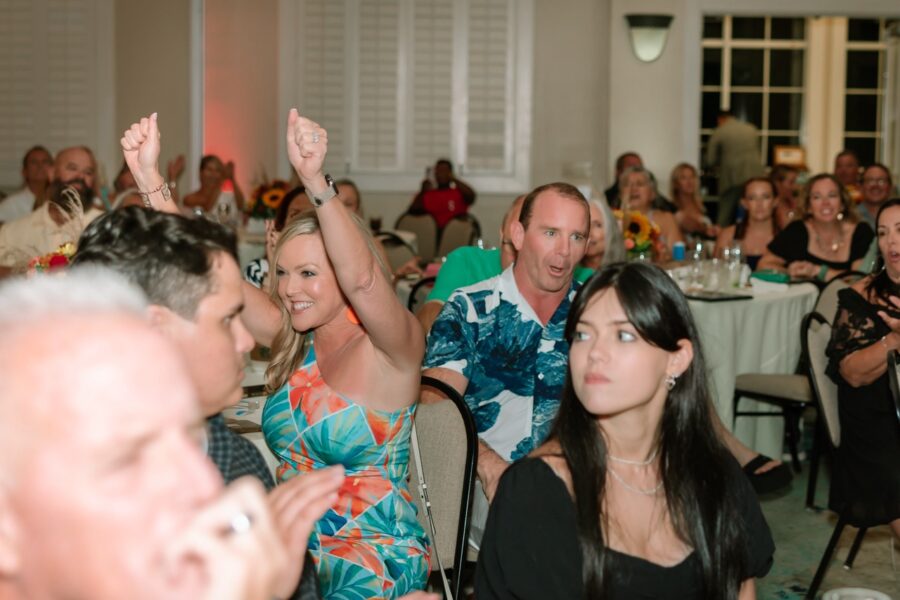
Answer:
[262,341,429,599]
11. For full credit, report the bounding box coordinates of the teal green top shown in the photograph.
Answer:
[426,246,593,304]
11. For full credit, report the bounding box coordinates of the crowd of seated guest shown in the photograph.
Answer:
[3,102,898,599]
[758,173,874,281]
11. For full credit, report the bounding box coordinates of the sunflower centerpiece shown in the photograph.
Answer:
[615,209,662,261]
[246,179,289,220]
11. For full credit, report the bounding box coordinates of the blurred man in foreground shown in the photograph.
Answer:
[0,269,344,599]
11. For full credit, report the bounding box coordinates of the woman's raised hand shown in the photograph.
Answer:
[285,109,327,187]
[121,113,162,183]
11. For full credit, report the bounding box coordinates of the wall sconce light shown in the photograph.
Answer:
[625,14,674,63]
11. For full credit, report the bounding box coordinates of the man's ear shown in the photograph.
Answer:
[0,493,22,577]
[146,304,177,334]
[511,219,525,252]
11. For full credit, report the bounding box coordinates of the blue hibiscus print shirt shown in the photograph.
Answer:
[423,266,578,461]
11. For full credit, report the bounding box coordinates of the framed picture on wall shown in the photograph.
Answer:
[773,145,807,169]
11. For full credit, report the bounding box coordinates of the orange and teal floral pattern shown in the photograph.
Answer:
[262,343,430,599]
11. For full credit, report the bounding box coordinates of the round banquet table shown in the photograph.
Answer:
[688,283,818,460]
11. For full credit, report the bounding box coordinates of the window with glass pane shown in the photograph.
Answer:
[844,19,885,163]
[700,15,807,168]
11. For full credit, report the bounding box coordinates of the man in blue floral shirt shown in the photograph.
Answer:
[423,182,590,508]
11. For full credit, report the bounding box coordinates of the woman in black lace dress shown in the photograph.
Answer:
[826,197,900,539]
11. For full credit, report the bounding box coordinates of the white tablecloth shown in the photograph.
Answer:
[689,283,818,459]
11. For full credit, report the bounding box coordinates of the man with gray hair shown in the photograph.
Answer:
[0,269,344,599]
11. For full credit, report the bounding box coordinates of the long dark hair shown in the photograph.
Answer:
[550,262,748,599]
[866,197,900,303]
[734,177,779,241]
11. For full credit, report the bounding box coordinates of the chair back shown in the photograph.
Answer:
[802,311,840,447]
[436,214,481,258]
[407,276,436,312]
[396,212,438,262]
[888,349,900,425]
[375,231,417,272]
[410,376,477,599]
[814,278,850,325]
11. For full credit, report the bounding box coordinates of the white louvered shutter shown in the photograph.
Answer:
[0,0,106,187]
[410,0,455,171]
[295,0,349,175]
[466,0,512,174]
[355,0,401,171]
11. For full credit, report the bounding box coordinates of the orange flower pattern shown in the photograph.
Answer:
[262,343,430,598]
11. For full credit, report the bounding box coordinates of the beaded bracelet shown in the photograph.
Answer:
[138,181,172,208]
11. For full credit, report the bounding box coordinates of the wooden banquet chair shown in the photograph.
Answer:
[890,349,900,426]
[802,311,888,599]
[396,212,438,263]
[375,231,418,273]
[407,276,436,313]
[410,375,477,600]
[436,214,481,259]
[731,274,858,502]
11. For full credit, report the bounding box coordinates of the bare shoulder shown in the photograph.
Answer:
[530,441,574,495]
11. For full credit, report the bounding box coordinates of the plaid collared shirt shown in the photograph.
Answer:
[206,414,274,490]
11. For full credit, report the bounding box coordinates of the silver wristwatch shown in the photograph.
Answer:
[311,174,339,207]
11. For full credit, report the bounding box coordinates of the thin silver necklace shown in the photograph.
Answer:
[608,466,663,496]
[608,446,659,466]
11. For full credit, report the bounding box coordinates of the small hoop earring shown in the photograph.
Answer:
[665,373,678,391]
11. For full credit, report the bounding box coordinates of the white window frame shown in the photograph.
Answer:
[700,16,808,167]
[276,0,533,194]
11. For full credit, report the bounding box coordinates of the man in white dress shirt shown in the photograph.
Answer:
[0,146,53,223]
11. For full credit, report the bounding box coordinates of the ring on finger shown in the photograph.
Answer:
[312,131,320,143]
[227,511,253,535]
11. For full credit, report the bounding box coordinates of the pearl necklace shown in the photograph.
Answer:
[608,446,659,466]
[608,467,663,496]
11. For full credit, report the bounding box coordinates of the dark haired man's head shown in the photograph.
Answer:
[21,146,52,187]
[614,152,643,177]
[73,208,237,318]
[434,159,454,186]
[834,150,861,187]
[861,163,893,208]
[73,207,253,415]
[512,182,590,295]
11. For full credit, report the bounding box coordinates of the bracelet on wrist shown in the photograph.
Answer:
[816,264,829,281]
[138,181,172,208]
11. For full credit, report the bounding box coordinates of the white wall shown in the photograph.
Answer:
[115,0,192,187]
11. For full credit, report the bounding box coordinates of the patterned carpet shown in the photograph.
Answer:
[757,462,898,599]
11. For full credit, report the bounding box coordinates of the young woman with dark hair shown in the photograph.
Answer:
[714,177,780,271]
[477,262,774,599]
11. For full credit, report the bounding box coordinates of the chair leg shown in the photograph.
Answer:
[806,514,848,600]
[843,527,868,570]
[806,416,823,510]
[732,392,741,429]
[784,406,803,473]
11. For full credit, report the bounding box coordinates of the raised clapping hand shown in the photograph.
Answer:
[285,109,327,190]
[121,113,163,187]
